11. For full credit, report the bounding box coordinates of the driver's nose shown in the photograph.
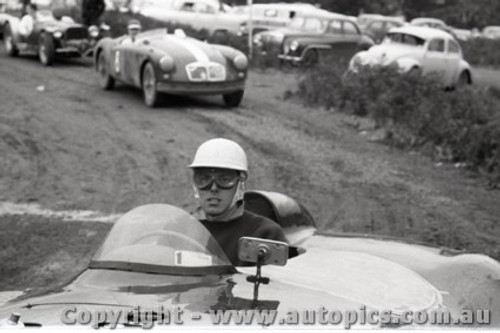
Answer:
[209,181,219,192]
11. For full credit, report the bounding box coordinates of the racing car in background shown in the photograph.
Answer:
[0,190,498,328]
[94,28,248,108]
[2,9,97,66]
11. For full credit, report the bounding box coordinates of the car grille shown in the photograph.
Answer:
[186,63,226,82]
[65,27,89,40]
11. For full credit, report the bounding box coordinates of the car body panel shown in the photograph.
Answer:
[349,26,472,87]
[94,29,247,96]
[1,195,499,328]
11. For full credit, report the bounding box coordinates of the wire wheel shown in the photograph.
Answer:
[97,53,115,90]
[142,62,160,107]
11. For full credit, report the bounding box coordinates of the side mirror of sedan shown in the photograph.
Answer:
[238,237,288,266]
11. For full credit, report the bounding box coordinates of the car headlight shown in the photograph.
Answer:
[159,55,175,72]
[53,31,63,39]
[88,25,99,38]
[290,40,299,52]
[233,54,248,71]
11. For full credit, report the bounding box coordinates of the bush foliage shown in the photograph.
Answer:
[460,38,500,68]
[295,56,500,186]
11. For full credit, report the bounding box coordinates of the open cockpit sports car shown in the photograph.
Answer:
[94,28,248,108]
[0,190,499,328]
[3,9,97,66]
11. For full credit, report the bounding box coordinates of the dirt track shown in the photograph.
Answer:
[1,46,500,259]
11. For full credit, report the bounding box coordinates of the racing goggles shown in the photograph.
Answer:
[193,169,243,190]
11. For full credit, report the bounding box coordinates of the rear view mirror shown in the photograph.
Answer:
[238,237,288,266]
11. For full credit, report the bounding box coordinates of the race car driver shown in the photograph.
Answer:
[19,3,37,37]
[121,19,142,45]
[188,138,287,266]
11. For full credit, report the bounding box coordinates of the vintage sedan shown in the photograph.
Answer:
[2,10,96,66]
[94,29,248,108]
[253,10,374,66]
[0,190,499,328]
[349,26,473,88]
[482,26,500,40]
[233,3,319,34]
[359,15,406,44]
[135,0,248,38]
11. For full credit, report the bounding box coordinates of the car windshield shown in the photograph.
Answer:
[384,32,425,46]
[91,204,234,275]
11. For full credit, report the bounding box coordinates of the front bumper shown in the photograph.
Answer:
[278,54,302,63]
[55,39,92,55]
[156,80,246,95]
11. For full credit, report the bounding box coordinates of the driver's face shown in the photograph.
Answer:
[128,28,141,38]
[27,7,36,17]
[196,169,239,218]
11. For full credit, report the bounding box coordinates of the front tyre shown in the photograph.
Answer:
[223,90,244,108]
[142,62,160,108]
[38,33,56,66]
[4,25,19,57]
[97,52,115,90]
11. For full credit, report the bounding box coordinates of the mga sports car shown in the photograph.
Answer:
[3,10,96,66]
[94,28,248,108]
[0,190,499,328]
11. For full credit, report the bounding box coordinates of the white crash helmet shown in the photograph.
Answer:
[188,138,248,173]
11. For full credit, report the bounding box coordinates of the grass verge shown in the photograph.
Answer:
[0,215,111,291]
[293,58,500,188]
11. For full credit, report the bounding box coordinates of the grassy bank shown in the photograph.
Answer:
[293,58,500,188]
[0,215,110,291]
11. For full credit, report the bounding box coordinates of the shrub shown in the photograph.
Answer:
[460,38,500,68]
[295,54,500,186]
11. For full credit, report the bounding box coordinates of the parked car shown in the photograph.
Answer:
[233,3,319,34]
[359,14,406,43]
[410,17,447,30]
[0,190,499,328]
[135,0,247,38]
[449,27,473,41]
[94,28,248,108]
[482,25,500,39]
[349,26,473,88]
[253,10,374,66]
[2,9,97,65]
